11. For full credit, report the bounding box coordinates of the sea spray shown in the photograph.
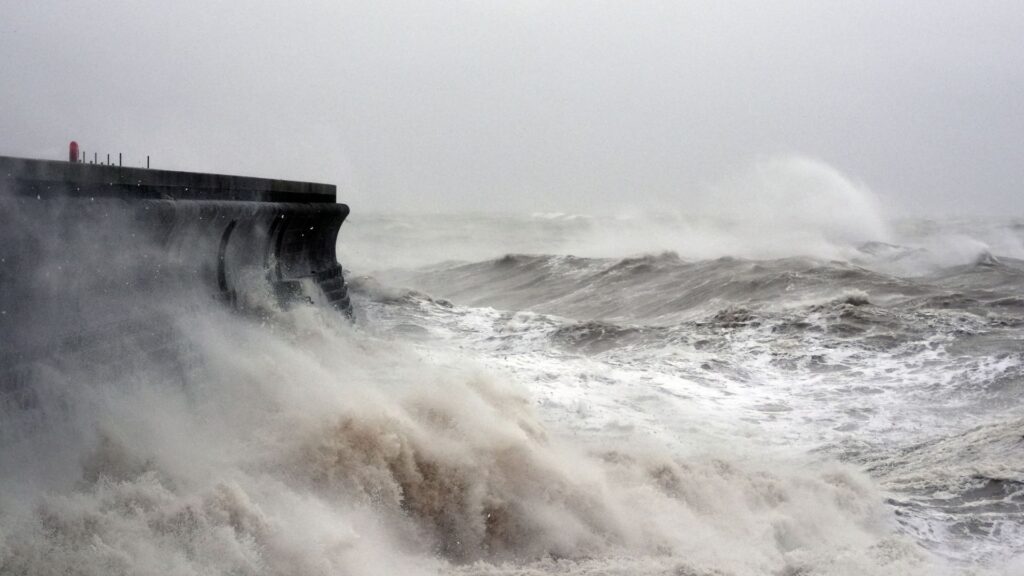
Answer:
[3,182,1019,574]
[0,291,952,575]
[339,157,896,270]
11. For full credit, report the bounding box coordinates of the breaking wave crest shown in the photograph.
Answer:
[380,250,1024,325]
[347,216,1024,571]
[4,173,1021,574]
[341,156,897,269]
[0,296,948,575]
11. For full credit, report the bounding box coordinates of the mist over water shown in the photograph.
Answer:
[340,156,1018,273]
[0,279,938,576]
[0,289,943,576]
[4,0,1023,570]
[2,157,1023,575]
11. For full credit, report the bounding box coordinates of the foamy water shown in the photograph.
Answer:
[2,158,1022,575]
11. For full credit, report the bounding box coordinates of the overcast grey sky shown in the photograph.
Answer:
[1,1,1021,215]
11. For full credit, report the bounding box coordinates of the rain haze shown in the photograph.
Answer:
[1,0,1021,215]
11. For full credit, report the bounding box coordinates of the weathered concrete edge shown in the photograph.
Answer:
[0,155,338,203]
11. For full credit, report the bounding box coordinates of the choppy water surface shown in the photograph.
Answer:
[2,205,1023,575]
[347,211,1024,572]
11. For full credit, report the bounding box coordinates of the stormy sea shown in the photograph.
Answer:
[2,161,1022,575]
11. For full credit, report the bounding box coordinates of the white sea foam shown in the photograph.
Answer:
[4,174,1022,574]
[348,226,1024,570]
[0,291,964,575]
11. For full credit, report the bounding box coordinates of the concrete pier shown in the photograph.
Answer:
[0,155,336,204]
